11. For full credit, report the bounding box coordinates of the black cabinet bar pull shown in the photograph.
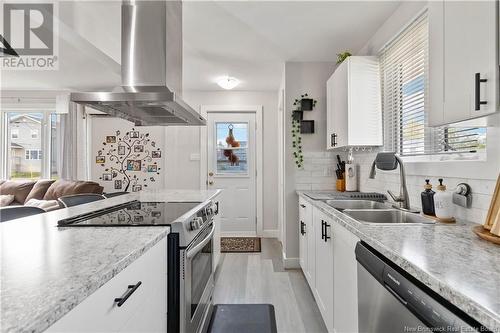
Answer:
[300,221,305,235]
[300,204,306,208]
[324,223,331,242]
[475,73,488,111]
[321,220,325,240]
[114,281,142,307]
[331,133,337,147]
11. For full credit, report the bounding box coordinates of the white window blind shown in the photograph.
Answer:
[380,14,486,156]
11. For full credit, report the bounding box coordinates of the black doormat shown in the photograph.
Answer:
[208,304,277,333]
[221,237,261,253]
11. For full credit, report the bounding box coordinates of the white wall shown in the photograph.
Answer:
[166,90,280,234]
[88,117,166,193]
[283,62,336,264]
[357,1,427,56]
[354,0,500,224]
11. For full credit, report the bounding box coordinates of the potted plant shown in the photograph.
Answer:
[336,51,352,64]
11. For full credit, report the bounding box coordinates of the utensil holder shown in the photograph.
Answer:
[336,178,345,192]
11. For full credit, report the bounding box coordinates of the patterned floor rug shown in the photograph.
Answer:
[221,237,262,253]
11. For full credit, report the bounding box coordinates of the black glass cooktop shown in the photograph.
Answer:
[57,201,201,227]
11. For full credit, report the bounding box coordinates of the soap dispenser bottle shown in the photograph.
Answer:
[421,179,435,216]
[434,178,453,220]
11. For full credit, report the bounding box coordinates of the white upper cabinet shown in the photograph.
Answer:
[326,56,382,150]
[429,1,498,126]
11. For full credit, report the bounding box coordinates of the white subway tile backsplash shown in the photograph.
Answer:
[355,151,494,224]
[471,193,494,211]
[295,150,494,224]
[295,152,338,190]
[296,183,312,191]
[466,179,497,195]
[312,183,336,191]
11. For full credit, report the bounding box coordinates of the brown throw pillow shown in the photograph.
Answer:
[25,179,56,202]
[43,180,104,200]
[0,180,36,204]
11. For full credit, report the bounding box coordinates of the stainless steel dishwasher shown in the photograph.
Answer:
[355,242,489,333]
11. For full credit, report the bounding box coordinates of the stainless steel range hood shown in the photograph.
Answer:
[70,0,205,126]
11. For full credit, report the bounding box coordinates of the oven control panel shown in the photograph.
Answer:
[189,201,218,231]
[189,217,204,231]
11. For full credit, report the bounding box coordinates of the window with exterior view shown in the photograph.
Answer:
[8,112,44,180]
[215,122,248,174]
[3,111,60,180]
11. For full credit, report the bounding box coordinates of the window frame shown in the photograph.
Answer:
[0,109,55,180]
[25,149,43,160]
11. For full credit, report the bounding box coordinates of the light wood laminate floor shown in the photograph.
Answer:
[213,238,328,333]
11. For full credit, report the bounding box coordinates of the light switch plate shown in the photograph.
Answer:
[190,153,200,161]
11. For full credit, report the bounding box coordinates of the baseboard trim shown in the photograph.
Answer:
[220,231,257,238]
[282,251,300,269]
[262,229,279,238]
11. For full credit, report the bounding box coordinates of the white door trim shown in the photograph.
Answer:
[199,105,263,237]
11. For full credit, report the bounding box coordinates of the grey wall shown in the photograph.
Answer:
[283,62,336,262]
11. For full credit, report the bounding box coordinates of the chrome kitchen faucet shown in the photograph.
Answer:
[369,152,417,213]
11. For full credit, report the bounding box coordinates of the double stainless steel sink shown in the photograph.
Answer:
[325,200,435,225]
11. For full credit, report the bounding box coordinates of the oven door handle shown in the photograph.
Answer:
[186,223,215,259]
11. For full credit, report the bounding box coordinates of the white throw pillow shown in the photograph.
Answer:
[24,198,60,211]
[0,194,15,207]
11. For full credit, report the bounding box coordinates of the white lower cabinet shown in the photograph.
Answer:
[333,221,360,333]
[313,208,334,333]
[47,238,167,333]
[298,200,360,333]
[299,197,314,287]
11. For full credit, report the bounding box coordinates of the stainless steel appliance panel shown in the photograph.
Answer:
[358,263,423,332]
[356,242,484,333]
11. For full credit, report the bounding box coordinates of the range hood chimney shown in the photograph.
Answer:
[70,0,205,126]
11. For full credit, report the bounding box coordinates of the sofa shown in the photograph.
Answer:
[0,179,104,210]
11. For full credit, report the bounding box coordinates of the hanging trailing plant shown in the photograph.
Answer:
[291,118,303,169]
[291,93,317,169]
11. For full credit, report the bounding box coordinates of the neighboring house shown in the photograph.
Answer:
[9,114,42,175]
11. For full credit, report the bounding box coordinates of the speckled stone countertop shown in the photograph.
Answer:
[0,189,221,333]
[297,191,500,331]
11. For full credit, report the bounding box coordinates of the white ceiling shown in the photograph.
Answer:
[1,1,401,92]
[182,1,401,91]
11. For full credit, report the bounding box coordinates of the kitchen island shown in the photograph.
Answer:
[298,191,500,332]
[0,189,221,333]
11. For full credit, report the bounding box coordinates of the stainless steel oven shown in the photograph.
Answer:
[168,201,217,333]
[183,220,214,333]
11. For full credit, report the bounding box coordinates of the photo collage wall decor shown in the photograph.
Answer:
[95,127,163,193]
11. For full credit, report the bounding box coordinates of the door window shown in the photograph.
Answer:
[215,122,248,175]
